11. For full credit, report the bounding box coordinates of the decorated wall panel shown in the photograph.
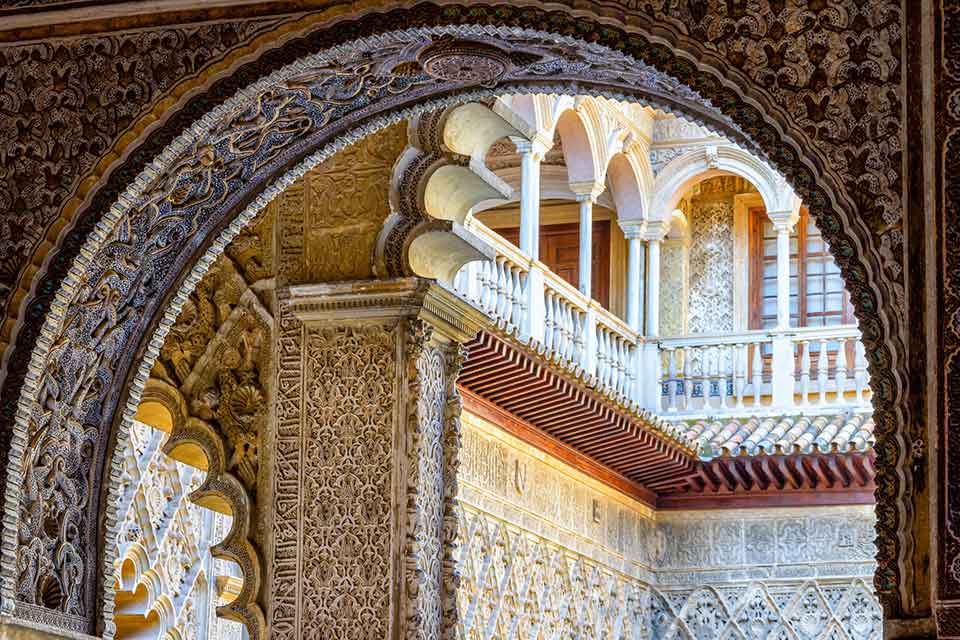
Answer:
[687,195,735,335]
[269,123,408,285]
[270,311,398,637]
[458,410,882,639]
[660,240,687,337]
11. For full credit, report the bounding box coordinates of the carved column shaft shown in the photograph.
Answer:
[268,279,478,639]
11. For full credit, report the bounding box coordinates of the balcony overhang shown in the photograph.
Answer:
[460,328,876,510]
[460,329,699,498]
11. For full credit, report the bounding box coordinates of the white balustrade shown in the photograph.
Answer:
[451,222,641,403]
[659,332,771,414]
[451,222,872,418]
[658,326,871,415]
[790,326,868,408]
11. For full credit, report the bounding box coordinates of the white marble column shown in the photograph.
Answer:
[642,220,669,338]
[774,219,792,330]
[514,138,547,258]
[638,220,670,409]
[622,224,645,332]
[577,194,594,298]
[768,211,799,407]
[513,137,550,343]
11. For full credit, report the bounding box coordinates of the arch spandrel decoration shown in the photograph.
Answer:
[0,2,915,635]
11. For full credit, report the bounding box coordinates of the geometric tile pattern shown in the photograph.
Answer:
[456,504,882,640]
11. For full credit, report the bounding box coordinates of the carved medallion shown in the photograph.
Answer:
[419,39,510,87]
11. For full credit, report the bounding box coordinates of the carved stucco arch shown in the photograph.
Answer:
[649,144,797,220]
[0,6,910,636]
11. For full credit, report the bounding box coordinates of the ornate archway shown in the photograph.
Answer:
[0,3,917,637]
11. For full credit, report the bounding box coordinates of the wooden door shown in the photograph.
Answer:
[499,221,611,308]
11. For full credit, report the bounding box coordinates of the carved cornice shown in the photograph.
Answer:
[286,277,484,345]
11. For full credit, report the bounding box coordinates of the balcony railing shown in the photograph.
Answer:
[451,223,872,416]
[658,326,870,416]
[451,223,641,403]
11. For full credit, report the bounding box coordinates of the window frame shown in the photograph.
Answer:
[748,206,855,330]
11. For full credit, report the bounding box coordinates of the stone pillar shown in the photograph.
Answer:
[569,182,603,300]
[768,211,798,407]
[642,220,670,339]
[514,138,549,344]
[269,279,481,639]
[577,194,594,298]
[621,222,646,333]
[514,138,547,258]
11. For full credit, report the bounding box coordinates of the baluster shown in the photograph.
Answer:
[550,297,562,358]
[479,261,492,312]
[735,344,746,409]
[502,264,515,327]
[574,311,586,368]
[543,291,555,352]
[854,341,867,404]
[610,334,623,392]
[835,337,848,404]
[486,261,497,313]
[493,259,506,320]
[511,268,524,329]
[617,336,629,394]
[468,261,482,304]
[818,338,829,405]
[519,270,530,329]
[799,341,811,406]
[555,301,565,358]
[555,297,566,358]
[601,330,611,388]
[699,347,711,411]
[716,345,728,410]
[667,348,678,412]
[752,342,763,407]
[683,347,694,411]
[565,305,576,361]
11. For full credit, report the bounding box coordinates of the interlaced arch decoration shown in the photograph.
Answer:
[0,3,914,636]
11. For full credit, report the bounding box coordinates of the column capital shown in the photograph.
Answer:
[569,180,604,203]
[285,277,485,344]
[511,135,551,161]
[618,219,645,239]
[640,219,670,242]
[767,208,799,232]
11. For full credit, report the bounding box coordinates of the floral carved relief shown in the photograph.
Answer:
[269,298,464,639]
[269,123,408,285]
[688,197,735,335]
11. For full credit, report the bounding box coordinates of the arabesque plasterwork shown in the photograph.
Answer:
[0,2,924,635]
[456,411,883,640]
[268,281,475,639]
